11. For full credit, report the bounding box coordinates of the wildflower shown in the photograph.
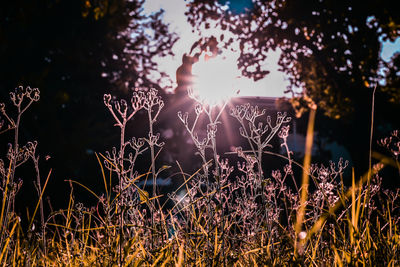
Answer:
[278,125,290,139]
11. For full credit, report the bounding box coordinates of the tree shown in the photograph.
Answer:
[381,53,400,104]
[0,0,177,207]
[185,0,400,171]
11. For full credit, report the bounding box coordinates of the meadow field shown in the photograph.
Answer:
[0,86,399,266]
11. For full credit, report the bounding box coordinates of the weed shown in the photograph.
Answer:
[0,85,399,266]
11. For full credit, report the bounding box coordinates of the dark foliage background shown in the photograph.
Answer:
[0,0,177,209]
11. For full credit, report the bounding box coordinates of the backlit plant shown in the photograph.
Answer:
[0,85,398,266]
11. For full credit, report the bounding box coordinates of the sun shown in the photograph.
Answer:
[191,53,241,106]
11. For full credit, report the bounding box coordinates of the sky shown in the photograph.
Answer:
[144,0,400,98]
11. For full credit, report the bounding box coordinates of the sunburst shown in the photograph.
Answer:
[191,53,241,106]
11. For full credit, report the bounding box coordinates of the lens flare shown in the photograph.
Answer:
[191,54,240,106]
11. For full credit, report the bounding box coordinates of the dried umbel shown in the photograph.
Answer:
[0,86,46,260]
[9,86,40,106]
[231,104,291,179]
[101,88,169,259]
[103,91,145,126]
[177,93,226,177]
[231,104,291,151]
[0,85,41,189]
[379,130,400,161]
[0,86,40,135]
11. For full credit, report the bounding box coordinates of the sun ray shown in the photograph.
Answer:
[191,53,241,106]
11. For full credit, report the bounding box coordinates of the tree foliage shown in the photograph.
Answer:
[381,53,400,104]
[0,0,177,94]
[0,0,177,206]
[186,0,400,119]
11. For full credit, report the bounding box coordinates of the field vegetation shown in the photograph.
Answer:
[0,86,399,266]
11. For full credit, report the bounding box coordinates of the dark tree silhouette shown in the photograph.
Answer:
[0,0,177,207]
[185,0,400,172]
[381,53,400,104]
[1,0,177,94]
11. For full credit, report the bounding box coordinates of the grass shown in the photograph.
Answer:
[0,86,399,266]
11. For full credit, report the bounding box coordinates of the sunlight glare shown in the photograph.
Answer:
[191,54,241,106]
